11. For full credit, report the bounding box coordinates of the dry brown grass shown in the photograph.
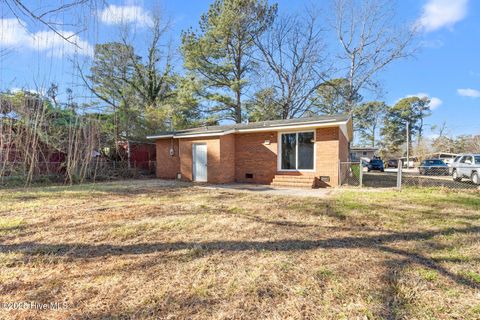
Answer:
[0,180,479,319]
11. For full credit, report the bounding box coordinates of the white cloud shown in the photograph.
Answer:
[11,87,45,95]
[429,97,443,109]
[457,88,480,98]
[0,18,93,57]
[406,93,443,110]
[416,0,469,32]
[427,133,440,139]
[99,5,153,27]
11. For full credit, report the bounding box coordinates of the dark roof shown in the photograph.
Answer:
[351,146,378,151]
[147,113,350,138]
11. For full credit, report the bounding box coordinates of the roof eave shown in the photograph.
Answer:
[146,134,173,139]
[237,120,350,134]
[146,116,352,140]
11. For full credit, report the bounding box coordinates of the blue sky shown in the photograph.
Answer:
[0,0,479,137]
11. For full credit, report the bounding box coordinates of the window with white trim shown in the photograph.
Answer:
[280,131,314,170]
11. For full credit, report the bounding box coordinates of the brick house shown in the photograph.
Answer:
[147,114,352,188]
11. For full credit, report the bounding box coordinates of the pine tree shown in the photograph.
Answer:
[182,0,277,123]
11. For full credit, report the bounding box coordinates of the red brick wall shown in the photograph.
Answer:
[315,127,341,187]
[155,139,180,179]
[235,132,278,184]
[220,134,236,183]
[234,128,345,187]
[178,136,235,183]
[338,129,349,162]
[337,129,350,186]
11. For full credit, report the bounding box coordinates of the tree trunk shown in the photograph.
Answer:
[347,53,356,112]
[371,124,376,147]
[235,90,242,123]
[234,41,243,124]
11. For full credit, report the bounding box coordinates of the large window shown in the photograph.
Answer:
[281,132,314,170]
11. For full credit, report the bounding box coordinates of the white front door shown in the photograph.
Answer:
[192,144,207,182]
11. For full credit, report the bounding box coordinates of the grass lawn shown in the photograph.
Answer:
[0,180,479,319]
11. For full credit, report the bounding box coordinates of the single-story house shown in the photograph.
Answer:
[350,146,378,162]
[147,114,352,188]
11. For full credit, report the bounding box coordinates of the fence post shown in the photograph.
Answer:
[338,161,341,186]
[359,162,363,187]
[397,160,403,189]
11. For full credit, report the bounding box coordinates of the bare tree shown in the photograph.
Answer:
[471,135,480,152]
[0,90,101,186]
[254,9,327,119]
[332,0,417,111]
[3,1,97,45]
[120,13,175,110]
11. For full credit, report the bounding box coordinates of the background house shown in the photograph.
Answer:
[350,147,378,162]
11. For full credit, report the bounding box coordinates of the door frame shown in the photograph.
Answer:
[192,143,207,182]
[277,130,316,172]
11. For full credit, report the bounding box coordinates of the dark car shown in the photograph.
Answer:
[367,159,384,172]
[386,159,398,168]
[419,159,449,175]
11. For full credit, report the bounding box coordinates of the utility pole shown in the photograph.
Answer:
[406,120,410,169]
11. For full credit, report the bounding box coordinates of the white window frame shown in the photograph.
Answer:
[277,130,316,172]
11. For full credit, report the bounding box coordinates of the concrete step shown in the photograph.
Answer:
[273,175,315,182]
[271,181,315,189]
[271,174,316,189]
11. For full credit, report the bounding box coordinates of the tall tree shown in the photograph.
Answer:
[415,97,432,144]
[331,0,416,111]
[246,87,283,121]
[354,101,387,147]
[381,96,430,154]
[311,78,361,115]
[80,42,139,146]
[254,10,327,119]
[118,14,182,135]
[182,0,277,123]
[121,14,175,111]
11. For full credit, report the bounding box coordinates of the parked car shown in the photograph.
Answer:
[449,155,463,174]
[452,154,480,185]
[386,159,398,168]
[367,159,384,172]
[418,159,449,175]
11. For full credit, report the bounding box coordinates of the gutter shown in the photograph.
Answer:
[146,117,352,141]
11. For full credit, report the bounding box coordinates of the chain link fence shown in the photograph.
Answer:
[401,164,478,189]
[339,162,361,186]
[340,160,480,190]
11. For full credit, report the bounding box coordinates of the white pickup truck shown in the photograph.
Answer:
[451,154,480,185]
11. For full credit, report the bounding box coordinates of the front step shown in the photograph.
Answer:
[271,174,316,189]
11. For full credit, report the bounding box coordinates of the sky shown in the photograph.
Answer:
[0,0,479,138]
